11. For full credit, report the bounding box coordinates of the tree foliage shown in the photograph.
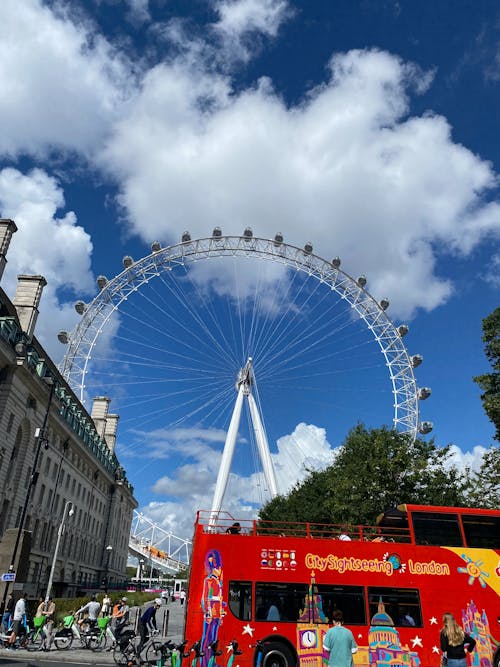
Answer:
[473,307,500,442]
[465,445,500,509]
[259,425,471,526]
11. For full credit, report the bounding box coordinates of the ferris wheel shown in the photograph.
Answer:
[58,230,432,504]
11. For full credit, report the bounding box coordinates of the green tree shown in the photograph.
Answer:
[259,425,470,526]
[465,445,500,509]
[473,307,500,441]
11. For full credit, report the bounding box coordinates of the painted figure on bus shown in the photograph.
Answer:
[201,549,225,667]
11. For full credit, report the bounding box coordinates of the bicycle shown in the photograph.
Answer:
[26,615,46,651]
[207,640,223,667]
[189,640,204,667]
[88,615,117,651]
[146,639,189,667]
[53,613,96,650]
[113,628,166,666]
[227,640,243,667]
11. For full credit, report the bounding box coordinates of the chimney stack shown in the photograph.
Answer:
[12,274,47,340]
[0,219,18,282]
[104,414,120,454]
[91,396,111,440]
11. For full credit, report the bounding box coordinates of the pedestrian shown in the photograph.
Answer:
[102,591,112,617]
[40,597,56,651]
[226,522,241,534]
[7,592,27,649]
[76,593,101,629]
[323,610,357,667]
[137,598,161,653]
[2,593,14,633]
[179,590,186,605]
[440,612,476,667]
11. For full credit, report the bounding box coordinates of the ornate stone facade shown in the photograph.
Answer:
[0,219,137,599]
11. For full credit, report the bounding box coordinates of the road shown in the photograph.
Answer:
[0,599,186,666]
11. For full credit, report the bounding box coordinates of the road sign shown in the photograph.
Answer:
[1,573,16,582]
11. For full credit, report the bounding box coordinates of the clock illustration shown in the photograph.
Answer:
[301,630,317,648]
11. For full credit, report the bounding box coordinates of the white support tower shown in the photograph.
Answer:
[210,358,278,523]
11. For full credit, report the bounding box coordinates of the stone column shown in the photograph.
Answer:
[104,414,119,454]
[91,396,111,440]
[0,219,18,282]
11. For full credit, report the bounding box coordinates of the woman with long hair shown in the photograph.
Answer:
[440,613,476,667]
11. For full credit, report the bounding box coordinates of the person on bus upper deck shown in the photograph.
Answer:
[226,522,241,534]
[338,528,351,541]
[323,609,357,667]
[440,612,476,667]
[266,599,280,621]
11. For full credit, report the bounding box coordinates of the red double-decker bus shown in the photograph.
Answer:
[184,505,500,667]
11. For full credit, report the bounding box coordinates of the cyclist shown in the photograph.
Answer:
[137,598,161,652]
[112,597,130,640]
[76,594,101,629]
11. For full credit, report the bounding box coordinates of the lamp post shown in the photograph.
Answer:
[45,501,74,604]
[103,545,113,590]
[139,559,144,592]
[0,374,56,613]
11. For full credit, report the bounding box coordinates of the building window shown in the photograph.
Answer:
[6,412,14,434]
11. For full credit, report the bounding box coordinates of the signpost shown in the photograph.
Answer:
[1,573,16,583]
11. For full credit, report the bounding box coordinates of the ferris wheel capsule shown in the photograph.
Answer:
[398,324,409,337]
[419,421,434,434]
[212,227,222,238]
[380,298,389,310]
[357,275,367,287]
[243,227,253,240]
[123,256,134,269]
[274,233,284,246]
[181,231,191,242]
[75,301,86,315]
[58,330,69,344]
[331,257,341,268]
[97,275,108,290]
[151,241,162,252]
[418,387,431,400]
[411,354,423,368]
[304,242,313,255]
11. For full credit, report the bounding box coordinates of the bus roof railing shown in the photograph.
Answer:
[195,511,411,543]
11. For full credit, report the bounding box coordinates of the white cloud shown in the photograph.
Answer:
[0,0,135,158]
[0,167,94,360]
[101,48,500,320]
[213,0,292,63]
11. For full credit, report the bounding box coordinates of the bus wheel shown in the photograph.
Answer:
[261,642,295,667]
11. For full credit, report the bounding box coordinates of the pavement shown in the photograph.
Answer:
[0,600,186,665]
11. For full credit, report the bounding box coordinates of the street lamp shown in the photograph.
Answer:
[139,558,145,591]
[45,501,74,604]
[0,374,56,613]
[103,545,113,590]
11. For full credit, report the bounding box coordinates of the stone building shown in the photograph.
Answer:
[0,219,137,599]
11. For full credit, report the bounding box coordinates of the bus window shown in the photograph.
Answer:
[228,581,252,621]
[461,514,500,548]
[317,585,366,625]
[368,587,422,627]
[411,511,463,546]
[255,582,308,622]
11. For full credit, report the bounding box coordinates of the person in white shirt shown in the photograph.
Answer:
[76,594,101,628]
[8,592,27,647]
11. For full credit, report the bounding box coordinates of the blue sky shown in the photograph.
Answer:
[0,0,499,539]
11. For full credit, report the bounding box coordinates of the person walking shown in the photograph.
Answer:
[2,593,14,633]
[7,592,27,649]
[440,612,476,667]
[323,610,357,667]
[102,592,112,617]
[179,590,186,605]
[137,598,161,653]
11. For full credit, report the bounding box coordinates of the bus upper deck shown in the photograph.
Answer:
[196,504,499,549]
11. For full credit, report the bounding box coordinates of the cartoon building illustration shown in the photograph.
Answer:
[462,600,494,667]
[367,599,420,667]
[296,572,328,667]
